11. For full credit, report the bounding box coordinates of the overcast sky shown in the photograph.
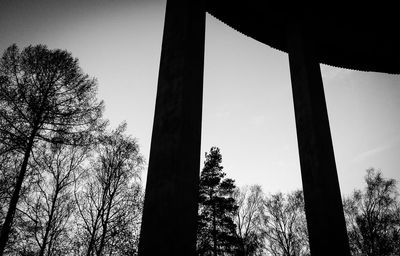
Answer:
[1,0,400,195]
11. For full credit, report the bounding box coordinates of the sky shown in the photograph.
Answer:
[1,0,400,196]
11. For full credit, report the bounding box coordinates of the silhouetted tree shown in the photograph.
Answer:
[233,185,265,256]
[0,151,31,255]
[12,142,89,256]
[0,44,105,254]
[344,168,400,256]
[262,190,309,256]
[100,184,143,256]
[74,123,143,256]
[0,152,19,221]
[197,147,238,256]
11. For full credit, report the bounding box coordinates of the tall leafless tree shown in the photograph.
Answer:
[74,123,143,256]
[0,44,105,254]
[0,151,27,255]
[344,168,400,256]
[233,185,265,256]
[0,152,19,221]
[13,142,89,256]
[262,190,309,256]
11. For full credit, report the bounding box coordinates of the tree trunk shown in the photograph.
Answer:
[87,203,106,256]
[46,232,55,256]
[0,128,37,255]
[95,178,115,256]
[212,202,217,256]
[86,186,110,256]
[86,228,97,256]
[96,201,112,256]
[38,188,59,256]
[86,215,101,256]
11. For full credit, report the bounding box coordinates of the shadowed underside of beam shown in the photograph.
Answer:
[207,2,400,74]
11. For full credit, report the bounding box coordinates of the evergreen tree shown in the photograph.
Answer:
[197,147,238,256]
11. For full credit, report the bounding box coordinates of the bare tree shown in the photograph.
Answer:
[262,190,309,256]
[12,142,89,256]
[74,123,143,256]
[0,151,29,255]
[100,184,143,256]
[233,185,265,256]
[344,168,400,256]
[0,152,19,221]
[0,44,105,254]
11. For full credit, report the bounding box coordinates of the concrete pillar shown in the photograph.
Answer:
[287,22,351,256]
[138,0,205,255]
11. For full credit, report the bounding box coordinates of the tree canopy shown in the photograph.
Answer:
[0,43,105,254]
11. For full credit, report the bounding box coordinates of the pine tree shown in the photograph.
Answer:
[197,147,238,256]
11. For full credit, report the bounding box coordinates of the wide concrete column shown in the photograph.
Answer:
[287,22,351,256]
[138,0,205,255]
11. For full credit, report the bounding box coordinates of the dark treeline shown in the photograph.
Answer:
[197,147,400,256]
[0,44,144,256]
[1,44,400,256]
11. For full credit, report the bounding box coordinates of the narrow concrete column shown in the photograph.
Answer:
[138,0,205,255]
[287,22,351,256]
